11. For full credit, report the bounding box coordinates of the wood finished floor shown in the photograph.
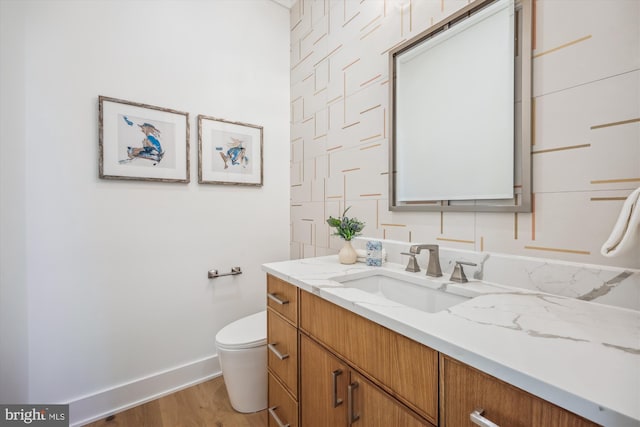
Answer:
[84,376,267,427]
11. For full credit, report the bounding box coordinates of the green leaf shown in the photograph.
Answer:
[327,217,341,227]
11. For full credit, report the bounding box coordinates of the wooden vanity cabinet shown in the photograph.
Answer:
[440,355,600,427]
[300,333,431,427]
[299,290,438,426]
[299,290,439,424]
[266,274,601,427]
[266,274,299,427]
[300,334,349,426]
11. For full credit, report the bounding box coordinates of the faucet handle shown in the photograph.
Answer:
[401,252,420,273]
[450,261,477,283]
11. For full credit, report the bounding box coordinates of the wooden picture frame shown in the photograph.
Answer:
[197,115,263,186]
[99,96,190,183]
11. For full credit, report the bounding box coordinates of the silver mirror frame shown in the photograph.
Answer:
[389,0,532,213]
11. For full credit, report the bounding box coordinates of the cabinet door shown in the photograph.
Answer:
[349,371,434,427]
[300,334,348,427]
[300,290,438,423]
[268,309,298,398]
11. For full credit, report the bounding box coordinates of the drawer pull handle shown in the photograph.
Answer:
[470,408,500,427]
[332,369,343,407]
[268,406,290,427]
[268,343,289,360]
[268,292,289,305]
[348,382,360,425]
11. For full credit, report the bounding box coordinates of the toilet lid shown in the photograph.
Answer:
[215,310,267,350]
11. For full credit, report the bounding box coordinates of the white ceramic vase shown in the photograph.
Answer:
[338,240,357,265]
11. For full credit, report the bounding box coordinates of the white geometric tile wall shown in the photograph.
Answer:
[289,0,640,269]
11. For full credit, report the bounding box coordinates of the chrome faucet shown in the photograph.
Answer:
[409,244,442,277]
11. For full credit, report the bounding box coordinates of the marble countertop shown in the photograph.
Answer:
[262,256,640,427]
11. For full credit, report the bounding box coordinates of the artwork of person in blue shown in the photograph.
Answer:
[120,116,164,165]
[218,137,249,169]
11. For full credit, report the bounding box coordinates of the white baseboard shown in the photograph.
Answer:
[69,354,221,427]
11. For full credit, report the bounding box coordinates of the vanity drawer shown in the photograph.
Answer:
[440,355,600,427]
[267,308,298,398]
[267,274,298,325]
[268,372,298,427]
[299,290,438,424]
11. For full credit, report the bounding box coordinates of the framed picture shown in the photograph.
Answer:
[99,96,190,182]
[198,115,263,186]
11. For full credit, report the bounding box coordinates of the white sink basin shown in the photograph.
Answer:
[335,272,470,313]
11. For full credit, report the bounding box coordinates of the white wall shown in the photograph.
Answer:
[0,0,290,424]
[289,0,640,269]
[0,0,29,404]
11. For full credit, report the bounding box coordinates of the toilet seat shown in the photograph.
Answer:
[215,310,266,350]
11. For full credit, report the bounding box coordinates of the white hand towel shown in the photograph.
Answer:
[600,187,640,257]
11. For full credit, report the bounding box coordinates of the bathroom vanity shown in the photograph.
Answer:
[263,254,640,427]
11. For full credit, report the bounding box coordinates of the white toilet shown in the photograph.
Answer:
[215,310,267,413]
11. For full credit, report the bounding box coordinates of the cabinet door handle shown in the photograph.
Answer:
[470,408,500,427]
[268,406,290,427]
[268,343,289,360]
[332,369,343,407]
[347,382,360,425]
[268,292,289,305]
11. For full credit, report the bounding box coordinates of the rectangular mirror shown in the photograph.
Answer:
[389,0,532,212]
